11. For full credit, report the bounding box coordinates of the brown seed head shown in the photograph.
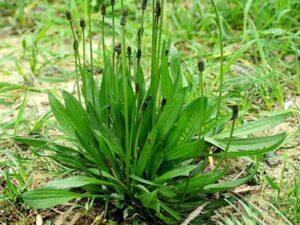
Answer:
[110,0,115,6]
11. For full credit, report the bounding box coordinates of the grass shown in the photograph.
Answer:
[0,0,299,224]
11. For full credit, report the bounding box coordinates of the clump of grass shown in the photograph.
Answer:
[14,1,290,224]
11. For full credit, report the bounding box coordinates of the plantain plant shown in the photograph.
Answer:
[14,0,290,224]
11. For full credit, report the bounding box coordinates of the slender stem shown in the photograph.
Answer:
[211,0,224,134]
[150,5,159,126]
[88,0,95,106]
[139,11,145,50]
[88,1,93,72]
[214,119,236,171]
[81,27,87,100]
[121,24,130,186]
[112,5,116,77]
[74,51,81,103]
[82,29,86,70]
[112,5,115,50]
[156,0,164,68]
[136,10,145,108]
[68,20,85,101]
[102,15,106,61]
[70,22,83,73]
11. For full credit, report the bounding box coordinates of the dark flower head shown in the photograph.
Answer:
[231,105,239,120]
[155,1,161,18]
[65,10,72,21]
[141,0,148,10]
[197,59,205,73]
[161,97,167,107]
[101,4,106,16]
[127,46,132,57]
[136,49,142,59]
[142,95,152,112]
[80,19,86,29]
[111,0,116,6]
[120,9,128,26]
[114,43,122,55]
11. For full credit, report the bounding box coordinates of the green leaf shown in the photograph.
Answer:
[48,93,76,138]
[208,133,286,157]
[154,165,197,184]
[203,173,256,193]
[45,176,118,189]
[265,176,280,191]
[165,138,205,161]
[136,190,160,212]
[213,112,291,138]
[135,127,159,176]
[176,171,225,192]
[13,136,49,148]
[13,136,79,155]
[62,91,91,140]
[22,189,90,209]
[167,97,207,148]
[157,187,177,198]
[161,50,173,100]
[156,88,186,140]
[207,133,286,151]
[14,93,28,136]
[94,127,125,160]
[130,174,161,186]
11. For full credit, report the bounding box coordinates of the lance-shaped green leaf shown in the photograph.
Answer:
[48,93,76,138]
[136,190,160,212]
[154,165,197,184]
[207,133,286,157]
[22,189,95,209]
[135,127,159,176]
[207,133,286,151]
[202,172,255,193]
[166,97,207,148]
[213,112,291,138]
[45,176,119,189]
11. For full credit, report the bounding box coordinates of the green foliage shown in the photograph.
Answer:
[13,1,290,224]
[0,151,33,204]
